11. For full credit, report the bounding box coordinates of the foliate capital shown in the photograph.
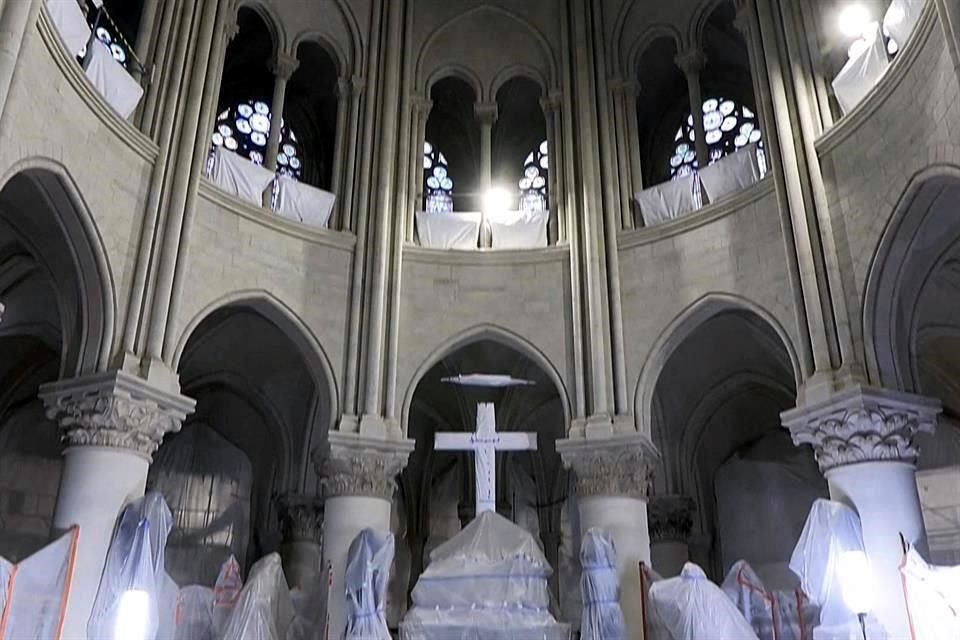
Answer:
[782,386,940,472]
[40,371,195,461]
[278,495,324,543]
[315,433,414,500]
[648,495,696,543]
[270,52,300,80]
[557,433,660,500]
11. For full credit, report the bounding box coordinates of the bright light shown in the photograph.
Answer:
[483,187,513,214]
[839,550,874,615]
[838,4,873,39]
[114,589,151,640]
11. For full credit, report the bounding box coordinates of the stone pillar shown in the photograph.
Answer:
[475,102,498,248]
[278,495,324,591]
[675,48,710,169]
[623,81,644,216]
[132,0,160,81]
[648,495,695,577]
[558,434,659,640]
[609,78,635,230]
[329,77,350,227]
[782,386,941,639]
[264,52,300,173]
[540,93,562,243]
[339,76,364,233]
[406,97,432,241]
[317,433,413,637]
[40,371,194,640]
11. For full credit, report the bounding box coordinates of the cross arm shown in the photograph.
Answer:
[494,432,538,451]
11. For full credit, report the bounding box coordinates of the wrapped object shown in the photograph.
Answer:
[831,24,890,114]
[721,560,818,640]
[883,0,926,47]
[698,144,761,204]
[275,176,336,228]
[46,0,91,55]
[416,211,481,250]
[173,586,214,640]
[640,562,671,640]
[210,147,275,206]
[635,174,698,226]
[344,529,394,640]
[220,553,294,640]
[488,210,549,249]
[212,555,243,631]
[900,546,960,640]
[579,529,625,640]
[83,39,144,118]
[649,563,759,640]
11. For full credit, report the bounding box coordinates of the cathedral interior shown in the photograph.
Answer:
[0,0,958,637]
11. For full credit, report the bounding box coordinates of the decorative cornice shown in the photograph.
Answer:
[277,495,324,543]
[648,495,695,543]
[314,433,414,500]
[40,371,195,461]
[403,242,570,266]
[270,53,300,81]
[557,433,660,500]
[782,386,941,472]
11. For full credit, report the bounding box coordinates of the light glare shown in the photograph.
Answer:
[838,4,872,39]
[483,187,513,214]
[114,589,151,640]
[839,550,874,615]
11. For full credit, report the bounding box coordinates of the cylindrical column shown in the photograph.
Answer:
[475,102,498,248]
[540,94,561,243]
[623,81,644,217]
[675,48,709,169]
[278,496,324,590]
[648,495,695,577]
[0,0,41,123]
[340,76,364,233]
[132,0,160,81]
[783,387,941,640]
[264,52,300,172]
[609,79,634,230]
[406,98,431,242]
[329,77,350,227]
[40,372,194,640]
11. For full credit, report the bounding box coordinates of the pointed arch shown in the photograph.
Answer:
[626,24,684,78]
[425,64,484,100]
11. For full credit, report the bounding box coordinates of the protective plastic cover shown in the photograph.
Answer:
[900,546,960,640]
[344,528,394,640]
[788,499,865,626]
[640,562,671,640]
[831,24,890,114]
[721,560,818,640]
[579,529,625,640]
[220,553,294,640]
[173,586,214,640]
[649,563,759,640]
[883,0,925,46]
[88,493,178,640]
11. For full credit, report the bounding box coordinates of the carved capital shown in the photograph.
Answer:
[278,495,324,543]
[648,495,696,543]
[224,20,240,43]
[40,371,195,462]
[315,433,414,500]
[474,102,499,126]
[336,76,351,99]
[351,75,366,95]
[270,52,300,81]
[674,48,707,75]
[557,433,660,500]
[782,386,941,472]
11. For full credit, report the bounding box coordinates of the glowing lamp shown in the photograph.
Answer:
[838,4,873,39]
[114,589,152,640]
[483,187,513,214]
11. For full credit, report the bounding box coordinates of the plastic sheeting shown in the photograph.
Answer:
[884,0,926,48]
[0,526,79,640]
[649,563,759,640]
[721,560,819,640]
[275,176,336,228]
[788,499,865,627]
[169,556,243,640]
[635,174,698,226]
[831,24,891,115]
[344,529,393,640]
[488,210,549,249]
[83,39,144,118]
[900,546,960,640]
[698,145,761,204]
[210,147,276,206]
[46,0,91,55]
[579,529,625,640]
[640,563,671,640]
[88,493,178,640]
[416,211,481,250]
[220,553,294,640]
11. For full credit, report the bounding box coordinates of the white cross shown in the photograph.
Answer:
[434,402,537,515]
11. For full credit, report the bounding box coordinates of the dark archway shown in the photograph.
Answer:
[425,77,480,212]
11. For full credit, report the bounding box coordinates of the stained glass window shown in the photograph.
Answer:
[669,98,766,180]
[209,100,302,179]
[424,141,454,213]
[81,2,135,70]
[519,140,548,212]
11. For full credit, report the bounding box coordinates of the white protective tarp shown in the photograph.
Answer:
[220,553,294,640]
[0,526,79,640]
[788,499,865,627]
[579,529,625,640]
[211,147,276,206]
[88,493,179,640]
[900,546,960,640]
[698,145,761,204]
[46,0,91,56]
[171,555,243,640]
[488,210,549,249]
[344,528,394,640]
[649,563,759,640]
[635,174,698,226]
[721,560,819,640]
[275,176,336,228]
[884,0,926,48]
[640,563,671,640]
[831,24,891,115]
[83,39,144,119]
[416,211,481,250]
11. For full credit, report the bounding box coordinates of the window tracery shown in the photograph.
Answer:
[519,140,548,212]
[669,97,764,179]
[424,141,454,213]
[81,1,137,70]
[209,100,302,179]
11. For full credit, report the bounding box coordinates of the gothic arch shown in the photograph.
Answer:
[0,159,116,376]
[235,0,286,54]
[289,0,362,73]
[290,32,348,77]
[400,324,571,437]
[490,65,548,100]
[634,293,802,433]
[626,25,684,78]
[689,0,737,46]
[425,65,484,101]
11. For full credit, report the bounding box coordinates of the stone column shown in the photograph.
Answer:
[406,97,432,241]
[675,48,709,169]
[278,495,324,590]
[609,78,635,230]
[648,495,695,577]
[339,76,364,233]
[132,0,160,81]
[40,371,194,640]
[475,102,498,248]
[782,386,941,639]
[264,52,300,173]
[540,93,562,243]
[623,81,644,214]
[329,77,350,227]
[316,433,413,637]
[558,433,659,640]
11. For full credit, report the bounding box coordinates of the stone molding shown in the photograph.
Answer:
[40,371,195,461]
[278,495,324,543]
[782,386,941,472]
[648,495,696,543]
[557,433,660,499]
[315,433,414,500]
